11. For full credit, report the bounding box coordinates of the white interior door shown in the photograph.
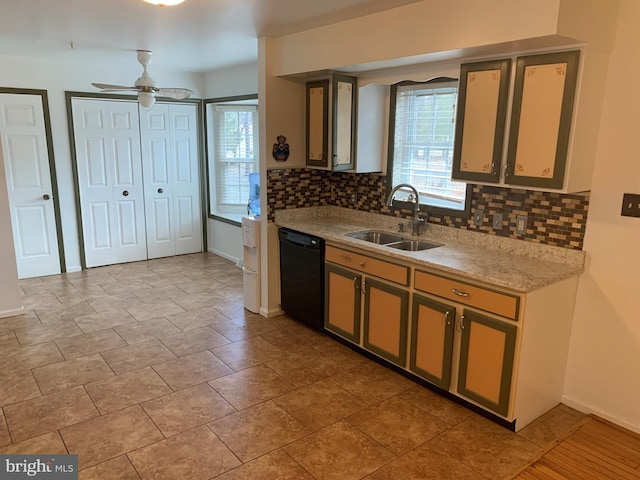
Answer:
[72,98,147,268]
[0,93,61,279]
[140,103,201,259]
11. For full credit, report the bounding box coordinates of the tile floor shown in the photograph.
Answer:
[0,253,588,479]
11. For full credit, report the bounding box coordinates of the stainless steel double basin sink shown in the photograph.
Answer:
[345,230,441,252]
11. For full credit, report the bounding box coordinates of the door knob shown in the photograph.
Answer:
[42,194,50,200]
[157,188,163,194]
[122,190,129,197]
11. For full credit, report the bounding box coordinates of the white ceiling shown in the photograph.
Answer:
[0,0,422,73]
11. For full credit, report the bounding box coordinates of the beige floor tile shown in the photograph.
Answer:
[35,301,95,324]
[99,279,150,296]
[312,337,371,370]
[4,386,99,443]
[517,403,588,448]
[114,318,182,345]
[427,414,543,479]
[265,348,343,386]
[211,336,285,371]
[60,405,163,470]
[79,456,141,480]
[215,449,315,480]
[0,342,64,373]
[21,293,61,310]
[209,401,310,462]
[212,316,281,342]
[142,383,235,437]
[101,339,177,374]
[329,362,415,405]
[399,385,476,426]
[347,396,449,455]
[56,329,126,359]
[133,285,185,302]
[165,306,229,331]
[171,292,226,311]
[173,279,224,295]
[284,421,396,480]
[0,410,10,447]
[367,442,489,480]
[85,367,172,414]
[152,350,232,390]
[14,320,83,346]
[274,379,367,431]
[260,323,326,352]
[0,431,68,454]
[125,299,185,322]
[0,331,19,350]
[32,354,114,395]
[88,293,144,313]
[208,365,295,410]
[160,326,231,356]
[0,371,41,407]
[128,425,241,480]
[211,300,254,321]
[0,313,42,333]
[75,309,138,333]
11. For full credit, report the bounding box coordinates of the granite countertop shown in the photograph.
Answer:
[275,207,585,293]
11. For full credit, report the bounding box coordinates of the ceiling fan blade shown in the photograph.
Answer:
[156,88,195,100]
[91,82,138,91]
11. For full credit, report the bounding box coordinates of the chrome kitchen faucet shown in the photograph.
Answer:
[386,183,426,236]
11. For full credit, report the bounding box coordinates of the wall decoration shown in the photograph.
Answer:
[272,135,290,162]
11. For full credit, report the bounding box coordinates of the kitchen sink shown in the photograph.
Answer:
[386,240,441,251]
[345,230,441,252]
[345,230,404,244]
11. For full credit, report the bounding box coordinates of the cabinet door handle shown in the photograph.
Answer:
[353,277,359,290]
[458,315,466,330]
[444,311,451,326]
[452,288,469,298]
[361,279,367,295]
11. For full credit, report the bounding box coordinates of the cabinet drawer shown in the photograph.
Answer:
[414,270,519,320]
[326,245,409,286]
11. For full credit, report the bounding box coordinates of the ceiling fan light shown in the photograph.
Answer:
[138,92,156,110]
[143,0,185,6]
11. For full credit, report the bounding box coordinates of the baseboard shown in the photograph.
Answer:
[561,394,640,435]
[66,265,82,273]
[207,248,241,266]
[259,306,285,318]
[0,306,24,319]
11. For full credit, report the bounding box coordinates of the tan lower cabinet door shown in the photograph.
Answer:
[457,309,517,416]
[410,295,456,390]
[324,263,361,343]
[363,278,408,366]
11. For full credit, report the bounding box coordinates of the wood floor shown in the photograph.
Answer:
[514,416,640,480]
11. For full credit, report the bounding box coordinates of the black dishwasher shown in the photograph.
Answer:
[278,227,325,330]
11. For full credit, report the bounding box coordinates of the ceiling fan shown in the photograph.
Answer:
[92,50,195,109]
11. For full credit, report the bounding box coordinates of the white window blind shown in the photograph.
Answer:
[392,81,467,211]
[212,104,258,212]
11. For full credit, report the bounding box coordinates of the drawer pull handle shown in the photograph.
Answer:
[452,288,469,298]
[359,261,365,267]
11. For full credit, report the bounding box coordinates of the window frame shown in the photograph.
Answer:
[204,94,259,225]
[386,78,472,219]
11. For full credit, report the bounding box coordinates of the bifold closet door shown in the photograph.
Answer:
[139,103,202,259]
[72,98,147,268]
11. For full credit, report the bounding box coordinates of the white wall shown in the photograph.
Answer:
[0,54,203,272]
[203,62,259,264]
[0,138,23,318]
[563,0,640,433]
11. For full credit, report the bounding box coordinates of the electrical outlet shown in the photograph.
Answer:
[492,213,503,230]
[473,208,484,227]
[516,215,528,235]
[621,193,640,218]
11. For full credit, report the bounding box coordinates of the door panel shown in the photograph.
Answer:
[324,264,361,343]
[0,93,61,278]
[72,98,147,268]
[176,196,194,240]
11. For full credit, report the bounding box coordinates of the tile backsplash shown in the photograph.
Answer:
[267,168,589,250]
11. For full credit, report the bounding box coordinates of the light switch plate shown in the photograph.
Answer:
[621,193,640,218]
[516,215,527,235]
[492,213,503,230]
[473,208,484,226]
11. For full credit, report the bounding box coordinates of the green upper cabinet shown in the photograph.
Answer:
[452,59,511,184]
[505,50,580,189]
[306,73,358,171]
